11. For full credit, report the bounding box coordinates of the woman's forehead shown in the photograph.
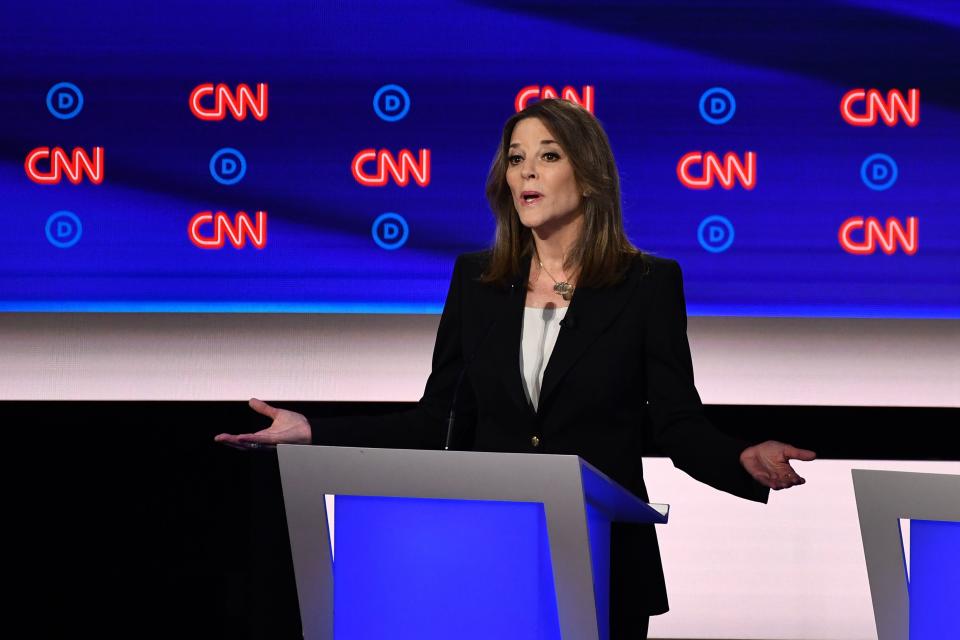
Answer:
[509,118,565,149]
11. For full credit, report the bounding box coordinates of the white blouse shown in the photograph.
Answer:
[519,305,569,411]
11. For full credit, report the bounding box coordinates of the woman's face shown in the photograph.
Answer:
[506,117,583,235]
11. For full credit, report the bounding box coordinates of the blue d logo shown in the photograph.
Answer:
[210,148,247,185]
[860,153,898,191]
[372,213,409,250]
[699,87,736,125]
[46,82,84,119]
[45,211,83,248]
[373,84,411,122]
[697,215,735,253]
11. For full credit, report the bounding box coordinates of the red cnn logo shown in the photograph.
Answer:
[189,211,267,249]
[840,89,919,127]
[25,146,103,185]
[189,83,268,121]
[677,151,756,190]
[351,149,431,187]
[839,216,918,255]
[515,85,595,114]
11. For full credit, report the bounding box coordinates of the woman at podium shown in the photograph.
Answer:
[216,98,815,639]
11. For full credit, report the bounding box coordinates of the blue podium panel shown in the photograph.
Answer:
[910,520,960,640]
[333,495,561,640]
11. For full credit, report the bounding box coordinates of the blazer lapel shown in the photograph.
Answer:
[537,265,642,411]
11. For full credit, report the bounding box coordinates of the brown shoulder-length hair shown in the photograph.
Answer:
[481,98,639,288]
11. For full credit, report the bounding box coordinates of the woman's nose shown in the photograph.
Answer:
[521,158,537,179]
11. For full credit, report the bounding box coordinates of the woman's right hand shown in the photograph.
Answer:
[214,398,312,449]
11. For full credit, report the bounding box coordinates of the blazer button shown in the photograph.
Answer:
[531,435,540,447]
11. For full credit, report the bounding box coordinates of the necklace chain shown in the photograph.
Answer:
[535,256,575,301]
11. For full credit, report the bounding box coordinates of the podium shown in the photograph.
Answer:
[278,445,669,640]
[852,469,960,640]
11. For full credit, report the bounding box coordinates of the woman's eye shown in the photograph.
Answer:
[508,154,523,165]
[543,151,560,161]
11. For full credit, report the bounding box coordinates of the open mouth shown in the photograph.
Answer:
[521,191,543,205]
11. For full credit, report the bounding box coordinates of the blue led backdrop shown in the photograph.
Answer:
[2,0,957,316]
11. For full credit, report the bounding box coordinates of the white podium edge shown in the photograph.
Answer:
[852,469,960,640]
[278,445,667,640]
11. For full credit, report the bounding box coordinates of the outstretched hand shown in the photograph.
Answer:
[740,440,816,490]
[214,398,312,450]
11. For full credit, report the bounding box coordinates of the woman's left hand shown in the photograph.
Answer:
[740,440,817,490]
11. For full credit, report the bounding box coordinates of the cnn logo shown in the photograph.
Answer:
[352,149,430,187]
[840,89,919,127]
[189,211,267,249]
[839,216,918,255]
[190,83,268,121]
[514,85,594,113]
[677,152,756,190]
[25,146,103,185]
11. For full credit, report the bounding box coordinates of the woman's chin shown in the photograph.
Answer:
[517,208,558,230]
[517,216,541,229]
[518,212,581,237]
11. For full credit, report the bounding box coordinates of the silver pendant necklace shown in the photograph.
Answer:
[536,258,575,301]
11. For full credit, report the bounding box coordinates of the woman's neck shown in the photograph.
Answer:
[531,215,583,274]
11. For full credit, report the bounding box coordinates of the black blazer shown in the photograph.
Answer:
[312,250,769,627]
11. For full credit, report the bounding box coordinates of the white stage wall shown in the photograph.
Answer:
[2,314,957,406]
